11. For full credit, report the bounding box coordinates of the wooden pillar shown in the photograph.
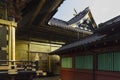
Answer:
[0,19,17,69]
[48,55,51,72]
[8,21,17,68]
[93,53,97,80]
[11,26,16,64]
[28,43,30,61]
[8,25,12,66]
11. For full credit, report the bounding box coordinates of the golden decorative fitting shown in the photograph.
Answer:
[0,19,17,27]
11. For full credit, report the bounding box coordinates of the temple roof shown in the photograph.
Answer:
[68,7,89,25]
[51,15,120,54]
[0,1,96,43]
[49,18,93,34]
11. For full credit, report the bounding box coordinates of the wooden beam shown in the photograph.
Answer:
[39,0,63,25]
[29,0,46,25]
[0,19,17,27]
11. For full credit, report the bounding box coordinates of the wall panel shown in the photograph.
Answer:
[61,57,72,68]
[75,55,93,69]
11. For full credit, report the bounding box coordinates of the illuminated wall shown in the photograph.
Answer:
[15,40,61,71]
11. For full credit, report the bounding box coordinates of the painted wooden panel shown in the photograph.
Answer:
[61,57,72,68]
[0,51,7,65]
[60,69,93,80]
[75,55,93,69]
[98,53,114,71]
[114,52,120,71]
[96,71,120,80]
[60,51,120,80]
[74,70,93,80]
[0,25,7,65]
[98,52,120,71]
[60,69,75,80]
[0,25,7,47]
[15,43,28,60]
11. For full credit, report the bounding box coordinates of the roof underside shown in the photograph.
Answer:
[0,0,95,44]
[16,0,95,43]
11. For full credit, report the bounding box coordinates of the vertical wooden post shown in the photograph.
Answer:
[28,43,30,61]
[48,42,51,72]
[8,26,12,66]
[93,53,97,80]
[11,26,16,64]
[8,22,16,68]
[48,55,51,72]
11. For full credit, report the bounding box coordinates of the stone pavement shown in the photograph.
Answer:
[33,76,60,80]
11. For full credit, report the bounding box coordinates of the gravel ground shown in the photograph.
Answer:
[33,76,60,80]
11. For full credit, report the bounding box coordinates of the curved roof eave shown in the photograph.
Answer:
[49,18,93,35]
